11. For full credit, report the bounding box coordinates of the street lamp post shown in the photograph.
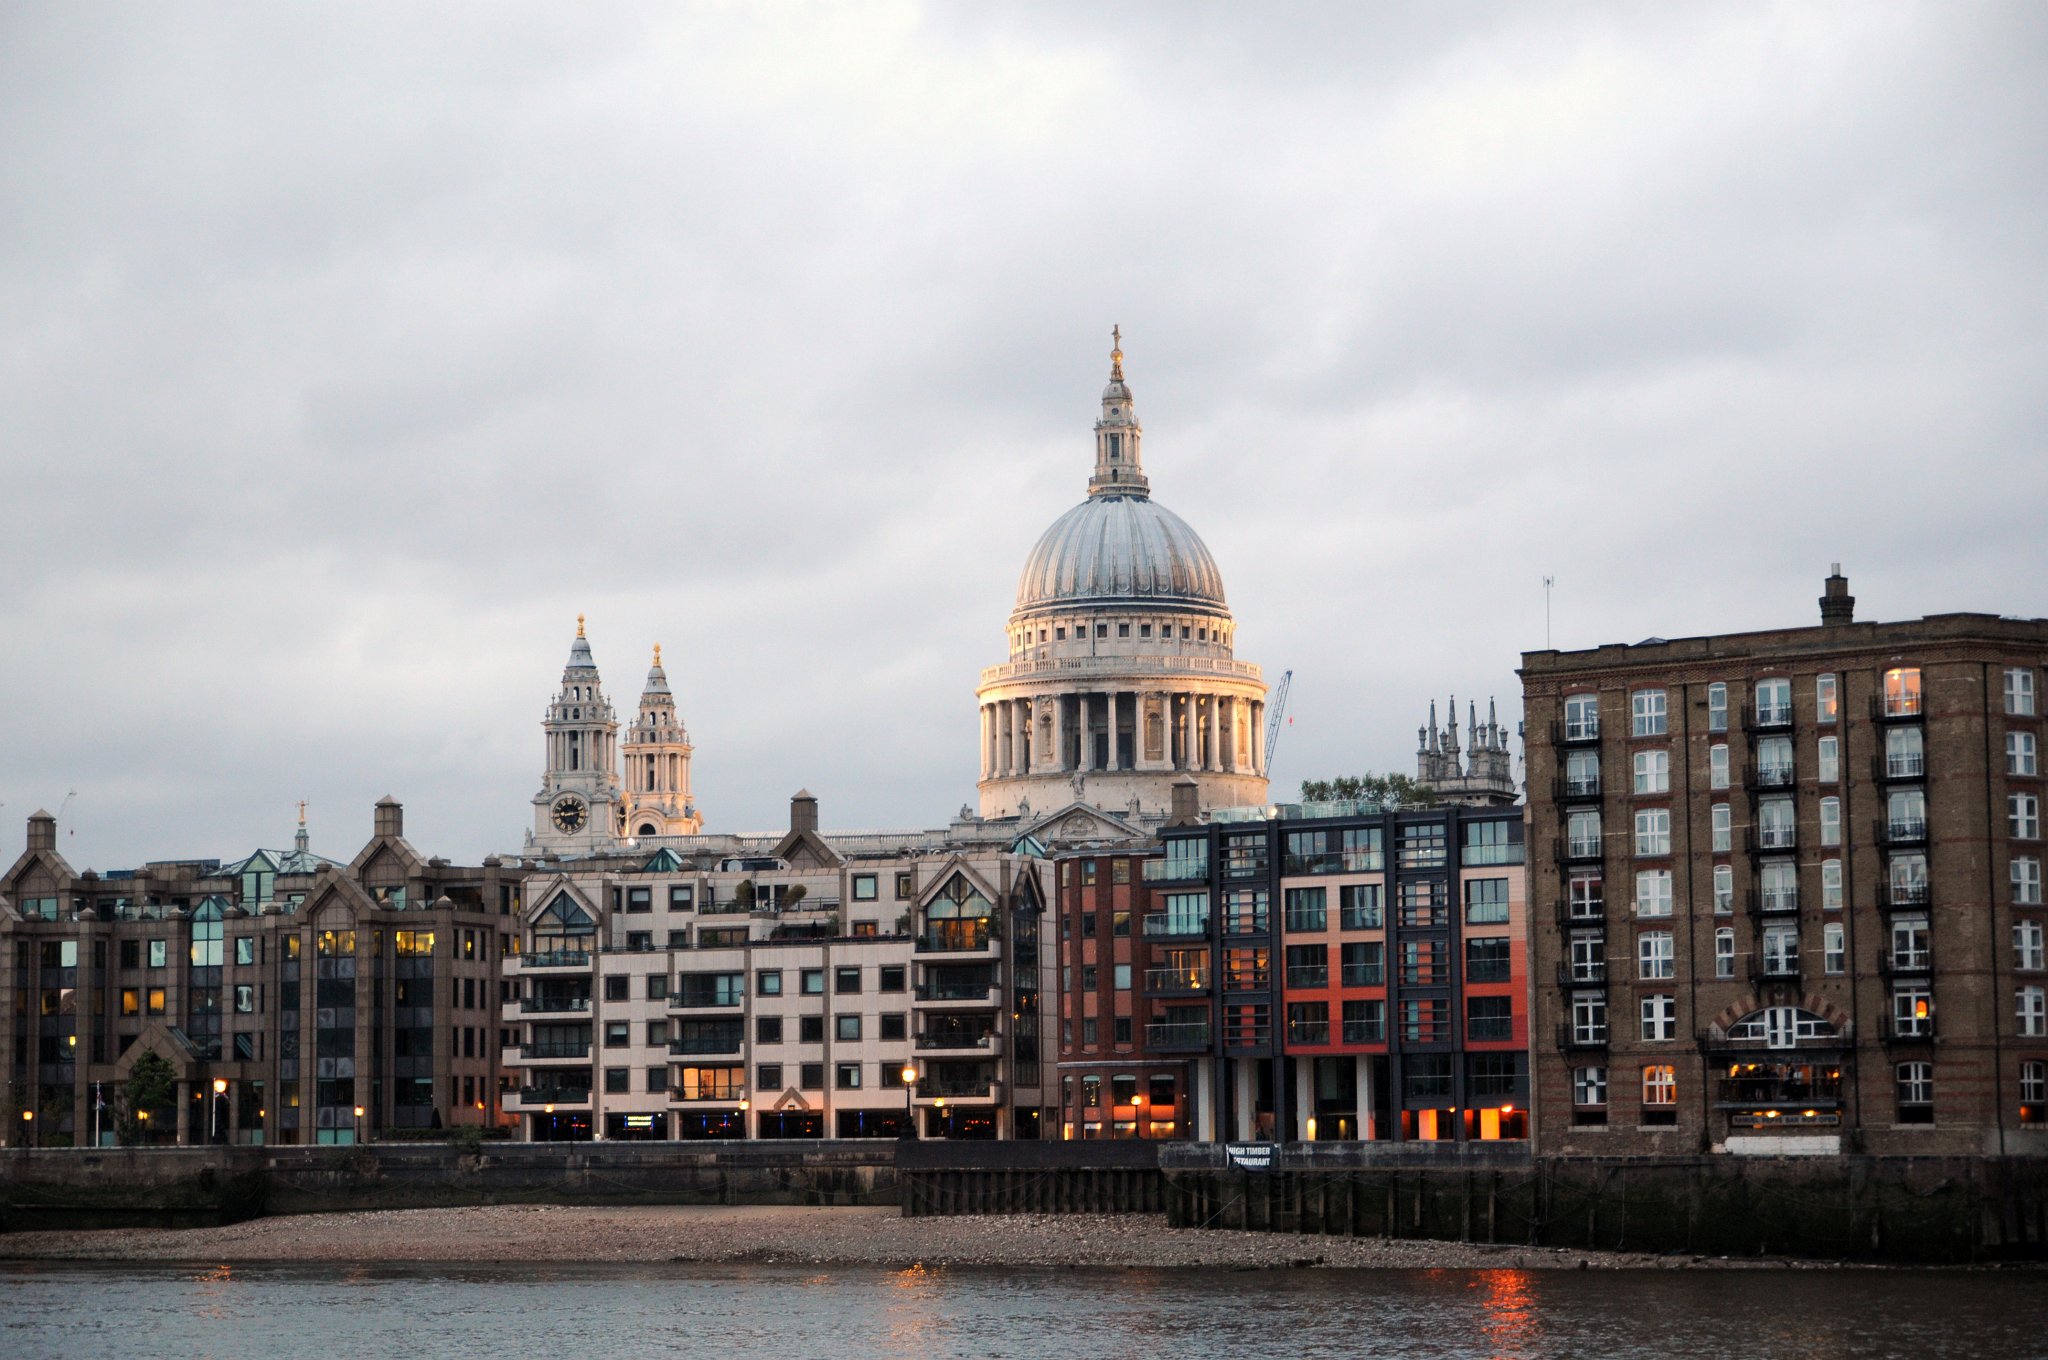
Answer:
[933,1096,947,1141]
[1133,1093,1147,1139]
[353,1103,366,1146]
[20,1108,32,1151]
[211,1078,227,1144]
[900,1064,918,1139]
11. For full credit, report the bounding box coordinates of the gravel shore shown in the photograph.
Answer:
[0,1205,1845,1270]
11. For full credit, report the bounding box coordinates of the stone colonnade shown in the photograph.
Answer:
[979,690,1265,780]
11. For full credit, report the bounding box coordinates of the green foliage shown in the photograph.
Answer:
[734,879,756,907]
[1299,773,1438,808]
[782,883,808,908]
[126,1050,176,1112]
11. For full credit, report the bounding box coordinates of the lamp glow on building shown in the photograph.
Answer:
[901,1064,918,1139]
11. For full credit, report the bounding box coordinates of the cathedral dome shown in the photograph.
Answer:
[1013,494,1227,617]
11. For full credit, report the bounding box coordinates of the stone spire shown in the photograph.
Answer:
[622,641,701,837]
[1089,325,1149,499]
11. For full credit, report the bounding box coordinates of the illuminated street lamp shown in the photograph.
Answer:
[20,1108,32,1151]
[933,1095,947,1141]
[1133,1093,1147,1140]
[900,1064,919,1139]
[211,1078,228,1144]
[353,1103,366,1145]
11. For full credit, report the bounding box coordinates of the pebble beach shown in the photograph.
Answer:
[0,1204,1844,1270]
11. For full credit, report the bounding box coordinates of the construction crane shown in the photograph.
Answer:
[1264,669,1294,767]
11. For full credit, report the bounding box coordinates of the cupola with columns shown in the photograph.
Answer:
[975,332,1269,822]
[621,644,702,838]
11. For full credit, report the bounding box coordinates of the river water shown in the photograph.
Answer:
[3,1260,2044,1359]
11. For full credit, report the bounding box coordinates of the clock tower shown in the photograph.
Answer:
[530,616,623,855]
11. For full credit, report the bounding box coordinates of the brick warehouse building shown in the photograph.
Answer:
[1522,571,2048,1156]
[1055,788,1530,1143]
[0,800,524,1145]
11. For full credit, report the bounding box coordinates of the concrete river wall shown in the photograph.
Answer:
[2,1140,2043,1262]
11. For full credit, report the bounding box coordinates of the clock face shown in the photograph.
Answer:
[551,796,588,833]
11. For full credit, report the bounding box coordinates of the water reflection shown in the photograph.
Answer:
[3,1262,2044,1360]
[1473,1269,1537,1359]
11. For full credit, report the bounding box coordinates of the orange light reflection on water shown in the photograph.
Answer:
[1474,1268,1539,1359]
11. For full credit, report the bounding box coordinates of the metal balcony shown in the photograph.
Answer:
[1878,950,1933,979]
[1875,819,1929,849]
[1143,1021,1212,1051]
[519,996,591,1015]
[1557,962,1607,987]
[1881,1017,1936,1044]
[517,949,593,971]
[1554,1023,1608,1051]
[1144,967,1212,995]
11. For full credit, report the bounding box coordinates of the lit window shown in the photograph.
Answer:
[1641,1064,1676,1106]
[1883,667,1922,717]
[1631,690,1667,737]
[1815,673,1838,725]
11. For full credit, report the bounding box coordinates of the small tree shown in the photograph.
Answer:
[783,883,808,909]
[121,1050,177,1145]
[1299,773,1438,808]
[734,879,756,908]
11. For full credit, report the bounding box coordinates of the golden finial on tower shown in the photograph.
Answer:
[576,614,586,639]
[653,643,662,667]
[1110,324,1124,382]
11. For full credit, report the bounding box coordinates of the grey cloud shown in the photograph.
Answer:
[3,2,2044,867]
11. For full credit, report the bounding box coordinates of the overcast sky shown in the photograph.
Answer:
[4,3,2045,869]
